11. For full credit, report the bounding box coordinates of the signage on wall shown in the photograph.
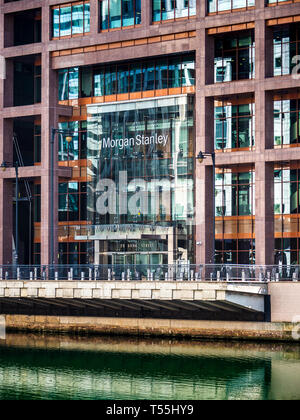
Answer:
[100,134,169,150]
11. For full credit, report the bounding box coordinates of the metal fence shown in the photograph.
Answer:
[0,264,300,282]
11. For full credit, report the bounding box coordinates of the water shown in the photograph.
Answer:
[0,333,300,400]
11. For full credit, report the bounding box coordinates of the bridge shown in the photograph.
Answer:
[0,264,299,323]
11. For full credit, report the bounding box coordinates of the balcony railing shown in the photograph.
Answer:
[0,264,300,282]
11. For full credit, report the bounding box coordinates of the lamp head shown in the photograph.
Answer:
[1,161,7,172]
[65,135,73,144]
[196,151,206,163]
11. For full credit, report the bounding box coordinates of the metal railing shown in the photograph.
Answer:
[0,264,300,282]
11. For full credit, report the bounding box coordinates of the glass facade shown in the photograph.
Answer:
[215,101,255,150]
[214,31,255,83]
[273,25,300,77]
[52,2,90,38]
[58,55,195,102]
[274,165,300,265]
[101,0,141,30]
[152,0,196,22]
[94,54,195,96]
[208,0,254,14]
[84,95,195,265]
[274,98,300,147]
[215,168,255,264]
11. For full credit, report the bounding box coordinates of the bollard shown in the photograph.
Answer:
[81,272,85,281]
[55,271,58,281]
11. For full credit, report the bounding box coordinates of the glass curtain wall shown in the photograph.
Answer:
[215,101,255,150]
[215,168,255,264]
[101,0,141,29]
[214,31,255,82]
[152,0,196,22]
[85,95,195,267]
[58,55,195,102]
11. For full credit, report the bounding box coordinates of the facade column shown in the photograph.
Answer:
[141,0,151,28]
[255,14,275,265]
[0,2,13,264]
[90,0,99,35]
[195,27,215,264]
[255,162,274,266]
[41,4,59,265]
[0,119,13,264]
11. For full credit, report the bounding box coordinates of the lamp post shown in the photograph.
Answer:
[1,160,19,265]
[196,151,216,264]
[50,128,74,265]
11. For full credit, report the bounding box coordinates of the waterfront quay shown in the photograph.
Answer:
[0,264,299,342]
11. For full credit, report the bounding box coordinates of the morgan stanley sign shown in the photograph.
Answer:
[100,134,169,150]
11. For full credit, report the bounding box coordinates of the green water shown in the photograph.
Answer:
[0,334,300,400]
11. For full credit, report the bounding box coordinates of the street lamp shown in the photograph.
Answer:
[196,151,216,264]
[1,160,19,265]
[50,128,74,265]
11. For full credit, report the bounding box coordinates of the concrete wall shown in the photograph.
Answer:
[269,283,300,322]
[2,315,299,342]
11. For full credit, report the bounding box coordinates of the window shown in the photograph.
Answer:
[269,0,298,5]
[215,101,255,150]
[59,182,87,222]
[100,0,141,30]
[274,165,300,265]
[58,67,79,101]
[93,54,195,97]
[214,31,255,82]
[215,168,255,264]
[274,98,300,147]
[58,242,88,265]
[153,0,196,22]
[273,26,300,77]
[52,2,90,39]
[58,121,87,161]
[208,0,255,14]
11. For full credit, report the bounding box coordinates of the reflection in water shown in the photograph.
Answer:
[0,334,299,400]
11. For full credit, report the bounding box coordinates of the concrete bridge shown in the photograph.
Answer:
[0,280,269,321]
